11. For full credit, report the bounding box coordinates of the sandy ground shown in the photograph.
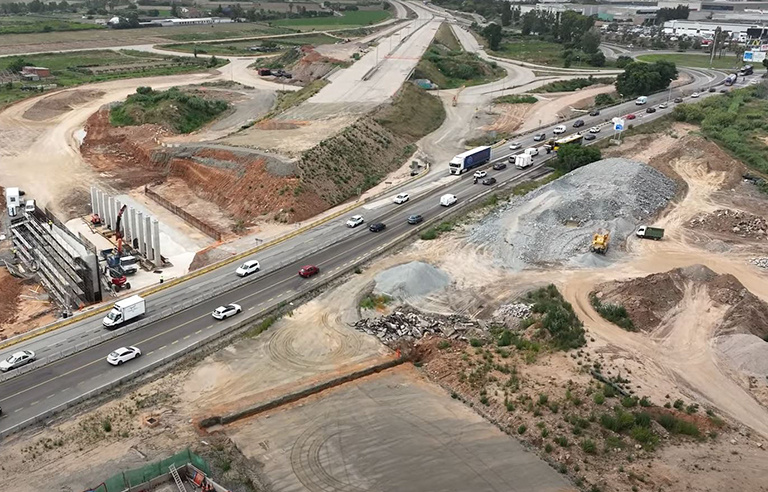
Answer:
[226,365,574,492]
[0,269,54,341]
[518,85,615,132]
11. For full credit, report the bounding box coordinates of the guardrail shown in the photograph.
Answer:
[0,161,549,439]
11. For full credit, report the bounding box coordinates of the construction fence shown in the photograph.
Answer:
[86,448,210,492]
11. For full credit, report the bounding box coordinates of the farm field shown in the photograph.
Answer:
[272,9,391,30]
[160,33,340,56]
[637,53,743,70]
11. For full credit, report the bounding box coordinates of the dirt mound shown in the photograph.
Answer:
[594,264,768,338]
[23,89,105,121]
[291,46,345,85]
[689,208,768,240]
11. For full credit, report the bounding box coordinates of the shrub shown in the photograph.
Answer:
[581,439,597,454]
[593,392,606,405]
[589,293,636,331]
[621,396,638,408]
[639,396,651,407]
[470,338,484,347]
[493,94,538,104]
[544,443,553,453]
[102,419,112,432]
[524,285,586,350]
[437,340,451,350]
[602,384,617,398]
[673,399,684,410]
[630,426,658,449]
[538,394,549,405]
[480,395,490,406]
[517,424,527,434]
[656,413,701,437]
[497,330,513,347]
[554,435,569,447]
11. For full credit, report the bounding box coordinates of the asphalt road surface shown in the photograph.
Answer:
[0,68,737,436]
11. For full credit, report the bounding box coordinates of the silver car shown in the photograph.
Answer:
[0,350,35,372]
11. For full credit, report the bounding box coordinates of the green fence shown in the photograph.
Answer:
[87,448,211,492]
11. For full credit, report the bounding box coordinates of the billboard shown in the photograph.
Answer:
[744,50,767,63]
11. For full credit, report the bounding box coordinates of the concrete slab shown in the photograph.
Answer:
[227,366,575,492]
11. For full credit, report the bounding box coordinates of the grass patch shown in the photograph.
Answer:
[656,413,701,437]
[374,82,446,139]
[420,220,454,240]
[110,87,229,134]
[589,293,636,331]
[0,19,103,35]
[359,293,392,310]
[164,25,291,42]
[511,171,561,196]
[636,53,742,70]
[164,34,338,56]
[493,94,537,104]
[260,79,328,119]
[273,10,391,29]
[412,23,505,90]
[533,77,615,93]
[492,36,565,66]
[523,284,586,351]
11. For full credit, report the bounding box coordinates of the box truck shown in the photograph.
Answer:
[515,154,533,169]
[103,295,145,328]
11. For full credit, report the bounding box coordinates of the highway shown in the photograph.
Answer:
[0,62,734,436]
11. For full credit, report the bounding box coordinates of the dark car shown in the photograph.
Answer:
[369,222,386,232]
[492,162,507,170]
[573,119,585,128]
[407,214,423,224]
[299,265,319,278]
[646,107,656,113]
[482,177,497,185]
[589,109,600,116]
[533,133,546,141]
[720,88,728,93]
[674,97,683,103]
[708,87,716,93]
[583,133,596,141]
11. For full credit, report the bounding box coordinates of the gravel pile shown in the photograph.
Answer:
[689,209,768,239]
[354,308,481,344]
[471,158,677,270]
[373,261,451,300]
[716,334,768,376]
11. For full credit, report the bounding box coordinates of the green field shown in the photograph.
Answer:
[0,18,103,35]
[0,50,225,110]
[636,53,743,70]
[272,10,390,30]
[161,34,339,55]
[164,25,294,42]
[492,37,565,66]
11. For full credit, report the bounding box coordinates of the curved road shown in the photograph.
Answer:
[0,68,736,437]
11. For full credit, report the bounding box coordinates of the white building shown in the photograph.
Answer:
[663,20,765,40]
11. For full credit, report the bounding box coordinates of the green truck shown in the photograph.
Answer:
[636,226,664,240]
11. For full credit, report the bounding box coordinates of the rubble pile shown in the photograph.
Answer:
[354,308,481,344]
[689,209,768,240]
[749,257,768,269]
[493,303,533,319]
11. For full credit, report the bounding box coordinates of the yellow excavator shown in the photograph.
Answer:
[590,230,610,254]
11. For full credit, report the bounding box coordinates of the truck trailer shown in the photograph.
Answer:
[448,146,491,175]
[103,295,146,328]
[514,154,533,169]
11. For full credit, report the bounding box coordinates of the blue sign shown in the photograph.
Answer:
[614,123,624,131]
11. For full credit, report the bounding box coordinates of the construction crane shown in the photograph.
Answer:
[590,230,610,254]
[115,204,127,254]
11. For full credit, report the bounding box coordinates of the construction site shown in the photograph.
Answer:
[2,0,768,490]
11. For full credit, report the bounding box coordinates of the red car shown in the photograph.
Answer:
[299,265,319,278]
[625,113,636,120]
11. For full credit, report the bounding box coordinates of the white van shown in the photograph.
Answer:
[524,147,539,157]
[24,199,35,214]
[439,194,457,207]
[635,96,648,105]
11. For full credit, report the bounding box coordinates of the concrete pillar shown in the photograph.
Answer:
[115,200,122,233]
[144,216,153,262]
[127,208,136,243]
[152,219,161,266]
[99,191,107,225]
[107,197,115,230]
[90,187,98,216]
[136,211,145,256]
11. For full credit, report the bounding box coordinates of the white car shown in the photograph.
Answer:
[509,142,522,150]
[691,92,700,98]
[235,260,260,277]
[524,147,539,157]
[106,346,141,366]
[473,170,487,179]
[553,125,567,134]
[212,303,242,320]
[393,193,410,204]
[346,215,365,228]
[0,350,35,372]
[589,126,601,133]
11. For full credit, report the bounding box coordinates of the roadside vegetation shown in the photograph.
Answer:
[492,94,537,104]
[272,9,391,29]
[0,49,224,110]
[412,24,505,89]
[263,80,329,119]
[637,53,742,71]
[533,76,615,93]
[554,144,602,173]
[0,18,102,35]
[616,60,677,97]
[162,34,339,56]
[673,83,768,179]
[359,294,393,310]
[110,87,229,134]
[589,293,636,331]
[522,284,586,351]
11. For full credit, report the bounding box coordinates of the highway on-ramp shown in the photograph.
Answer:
[0,66,734,437]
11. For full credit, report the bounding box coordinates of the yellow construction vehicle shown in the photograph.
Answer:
[590,230,610,254]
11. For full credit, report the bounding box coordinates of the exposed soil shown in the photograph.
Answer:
[0,270,54,341]
[689,208,768,241]
[482,102,534,134]
[22,89,106,122]
[290,46,347,85]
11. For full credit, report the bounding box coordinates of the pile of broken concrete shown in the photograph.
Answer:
[689,209,768,240]
[354,307,481,345]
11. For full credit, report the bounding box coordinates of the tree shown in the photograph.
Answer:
[616,55,633,68]
[556,144,602,173]
[170,2,179,17]
[588,51,606,67]
[501,1,511,26]
[615,60,677,96]
[581,28,601,54]
[677,37,691,50]
[208,55,219,67]
[763,58,768,70]
[655,5,689,24]
[482,23,503,51]
[594,93,614,106]
[8,57,27,73]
